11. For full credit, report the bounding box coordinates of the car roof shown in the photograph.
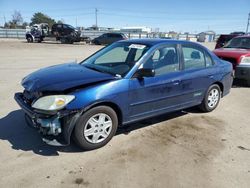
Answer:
[119,38,200,47]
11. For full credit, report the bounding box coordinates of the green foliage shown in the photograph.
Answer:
[31,12,56,27]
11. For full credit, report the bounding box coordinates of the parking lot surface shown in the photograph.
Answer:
[0,39,250,188]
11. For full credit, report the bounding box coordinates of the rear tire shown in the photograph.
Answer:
[73,106,118,150]
[199,84,221,112]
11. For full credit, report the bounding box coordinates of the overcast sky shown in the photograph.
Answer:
[0,0,249,33]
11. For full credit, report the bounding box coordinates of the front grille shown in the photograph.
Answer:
[219,57,237,69]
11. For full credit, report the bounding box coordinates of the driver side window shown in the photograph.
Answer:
[143,45,179,76]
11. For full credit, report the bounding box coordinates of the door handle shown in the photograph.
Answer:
[172,80,181,85]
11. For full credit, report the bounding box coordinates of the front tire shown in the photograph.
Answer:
[27,36,33,43]
[199,84,221,112]
[73,106,118,150]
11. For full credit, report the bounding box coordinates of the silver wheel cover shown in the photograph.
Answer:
[84,113,113,144]
[207,88,220,108]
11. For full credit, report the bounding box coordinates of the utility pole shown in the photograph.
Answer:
[3,15,6,26]
[75,17,77,28]
[246,13,250,34]
[95,8,98,29]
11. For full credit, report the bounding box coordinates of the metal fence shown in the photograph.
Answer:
[0,28,161,40]
[0,28,208,42]
[0,29,26,38]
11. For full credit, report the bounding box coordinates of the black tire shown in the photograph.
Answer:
[199,84,221,112]
[27,36,33,43]
[73,106,118,150]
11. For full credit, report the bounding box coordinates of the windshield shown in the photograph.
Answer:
[80,42,150,77]
[224,37,250,49]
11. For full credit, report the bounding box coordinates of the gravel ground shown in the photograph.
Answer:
[0,39,249,188]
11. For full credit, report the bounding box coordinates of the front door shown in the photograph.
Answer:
[128,44,184,121]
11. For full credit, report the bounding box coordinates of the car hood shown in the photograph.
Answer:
[22,63,116,92]
[213,48,250,59]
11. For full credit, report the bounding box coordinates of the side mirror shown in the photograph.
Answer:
[134,68,155,78]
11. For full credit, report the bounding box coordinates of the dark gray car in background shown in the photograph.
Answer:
[92,33,128,45]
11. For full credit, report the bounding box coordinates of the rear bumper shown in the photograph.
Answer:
[14,92,80,146]
[235,64,250,82]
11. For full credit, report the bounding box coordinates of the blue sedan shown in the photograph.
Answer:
[15,39,233,150]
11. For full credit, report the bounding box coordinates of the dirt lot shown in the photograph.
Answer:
[0,39,250,188]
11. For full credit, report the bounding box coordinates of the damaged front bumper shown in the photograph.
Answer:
[14,92,80,146]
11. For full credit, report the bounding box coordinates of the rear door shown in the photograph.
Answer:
[179,44,216,106]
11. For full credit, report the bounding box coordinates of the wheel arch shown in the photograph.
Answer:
[83,101,123,126]
[212,81,224,96]
[26,33,33,39]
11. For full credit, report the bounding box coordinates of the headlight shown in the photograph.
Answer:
[32,95,75,111]
[240,56,250,64]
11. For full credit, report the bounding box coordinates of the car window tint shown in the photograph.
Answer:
[152,50,160,60]
[94,46,129,64]
[143,45,179,76]
[182,46,205,70]
[107,33,116,38]
[205,53,214,67]
[134,50,143,61]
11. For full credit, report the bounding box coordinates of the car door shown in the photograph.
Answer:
[128,44,184,121]
[56,24,63,36]
[107,33,115,44]
[179,44,216,106]
[100,34,107,44]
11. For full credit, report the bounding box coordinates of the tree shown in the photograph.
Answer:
[22,22,29,29]
[31,12,56,27]
[57,19,65,24]
[9,10,23,28]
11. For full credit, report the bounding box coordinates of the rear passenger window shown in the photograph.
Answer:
[182,46,205,70]
[205,53,214,67]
